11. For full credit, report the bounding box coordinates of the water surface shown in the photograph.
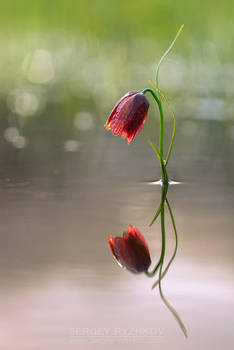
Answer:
[0,125,233,349]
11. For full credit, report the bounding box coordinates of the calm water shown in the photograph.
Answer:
[0,122,233,349]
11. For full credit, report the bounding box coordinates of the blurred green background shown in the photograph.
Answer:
[0,0,233,173]
[1,0,234,43]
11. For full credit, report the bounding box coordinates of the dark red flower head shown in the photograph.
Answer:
[105,91,149,144]
[108,225,151,273]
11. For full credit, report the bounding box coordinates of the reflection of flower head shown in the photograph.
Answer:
[108,225,151,273]
[105,92,149,144]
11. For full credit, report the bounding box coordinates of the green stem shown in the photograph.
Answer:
[147,139,168,227]
[142,88,165,167]
[144,87,167,275]
[152,198,178,288]
[148,140,167,181]
[148,81,176,166]
[158,197,187,338]
[146,181,168,276]
[145,260,161,277]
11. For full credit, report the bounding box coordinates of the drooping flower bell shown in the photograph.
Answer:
[105,91,149,144]
[108,225,151,273]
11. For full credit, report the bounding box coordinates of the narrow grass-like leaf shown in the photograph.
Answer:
[158,277,188,338]
[155,24,184,89]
